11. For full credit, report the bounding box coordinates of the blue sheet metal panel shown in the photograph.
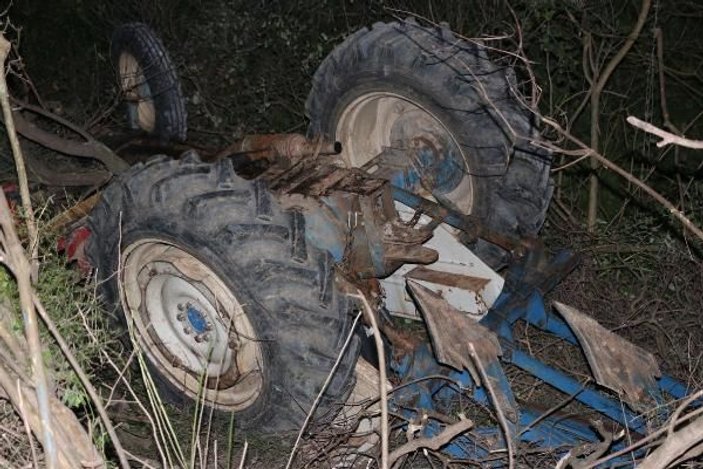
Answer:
[659,375,694,399]
[386,143,465,195]
[300,196,350,262]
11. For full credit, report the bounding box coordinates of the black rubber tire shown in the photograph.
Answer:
[86,153,360,432]
[112,23,188,142]
[306,19,553,268]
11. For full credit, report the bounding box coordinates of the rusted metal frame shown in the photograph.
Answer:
[389,186,529,256]
[241,141,440,279]
[405,266,490,291]
[209,133,341,165]
[7,105,130,174]
[390,343,610,461]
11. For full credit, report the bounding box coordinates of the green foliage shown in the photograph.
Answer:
[0,224,120,409]
[36,242,119,409]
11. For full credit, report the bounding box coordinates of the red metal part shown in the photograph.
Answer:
[58,226,93,275]
[1,183,19,213]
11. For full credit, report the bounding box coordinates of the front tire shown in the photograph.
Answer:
[87,154,359,431]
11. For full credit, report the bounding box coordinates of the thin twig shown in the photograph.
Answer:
[354,292,390,469]
[468,343,514,469]
[237,440,249,469]
[33,298,131,469]
[285,310,363,469]
[387,418,473,467]
[16,380,39,468]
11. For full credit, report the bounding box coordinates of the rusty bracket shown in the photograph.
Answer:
[209,133,341,168]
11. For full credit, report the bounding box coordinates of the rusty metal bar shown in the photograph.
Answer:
[390,186,530,255]
[210,133,341,164]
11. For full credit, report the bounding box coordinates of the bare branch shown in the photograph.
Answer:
[638,416,703,468]
[387,418,473,467]
[586,0,653,230]
[627,116,703,149]
[542,117,703,244]
[0,33,39,276]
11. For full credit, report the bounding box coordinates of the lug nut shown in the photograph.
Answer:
[177,303,185,311]
[183,326,193,335]
[176,312,186,321]
[205,321,213,331]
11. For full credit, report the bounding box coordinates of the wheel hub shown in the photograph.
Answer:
[335,92,471,209]
[118,52,156,133]
[120,239,264,411]
[184,303,209,334]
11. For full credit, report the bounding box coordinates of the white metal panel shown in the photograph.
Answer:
[380,203,504,320]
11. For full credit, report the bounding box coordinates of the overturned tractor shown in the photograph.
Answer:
[31,20,698,466]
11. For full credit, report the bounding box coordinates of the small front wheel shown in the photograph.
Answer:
[112,23,188,142]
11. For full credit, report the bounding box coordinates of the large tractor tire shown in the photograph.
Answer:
[112,23,188,142]
[306,20,553,268]
[86,154,359,431]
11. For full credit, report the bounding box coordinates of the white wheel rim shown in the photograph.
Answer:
[335,92,474,213]
[118,52,157,133]
[120,239,263,411]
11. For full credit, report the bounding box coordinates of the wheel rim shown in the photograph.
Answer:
[118,52,157,133]
[120,239,264,411]
[335,92,473,212]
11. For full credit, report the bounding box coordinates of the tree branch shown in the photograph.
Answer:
[586,0,653,230]
[0,33,39,274]
[542,117,703,243]
[627,116,703,149]
[387,418,473,467]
